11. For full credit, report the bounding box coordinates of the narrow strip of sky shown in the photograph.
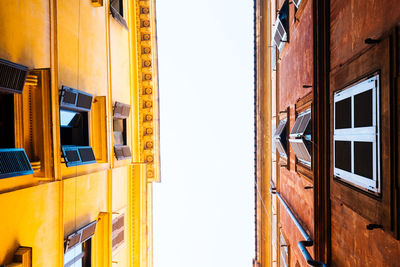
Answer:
[154,1,255,266]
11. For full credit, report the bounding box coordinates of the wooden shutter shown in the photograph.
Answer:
[114,145,131,160]
[60,86,93,112]
[0,148,34,179]
[113,102,131,119]
[61,146,97,167]
[0,58,28,94]
[110,0,128,29]
[112,214,125,251]
[65,220,97,253]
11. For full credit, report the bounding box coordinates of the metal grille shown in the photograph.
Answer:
[0,149,33,178]
[63,90,77,104]
[65,150,80,162]
[0,58,28,94]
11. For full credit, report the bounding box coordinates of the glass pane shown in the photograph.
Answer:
[335,97,351,129]
[354,89,373,127]
[335,141,351,172]
[60,110,80,127]
[354,141,373,179]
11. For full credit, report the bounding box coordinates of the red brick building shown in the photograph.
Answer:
[254,0,400,266]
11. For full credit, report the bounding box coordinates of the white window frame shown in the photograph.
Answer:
[293,0,302,9]
[272,17,287,52]
[289,109,312,167]
[333,74,380,193]
[273,119,288,158]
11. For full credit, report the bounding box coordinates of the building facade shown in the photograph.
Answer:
[0,0,160,266]
[255,0,400,266]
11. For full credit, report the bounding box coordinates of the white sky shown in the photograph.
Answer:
[153,1,254,266]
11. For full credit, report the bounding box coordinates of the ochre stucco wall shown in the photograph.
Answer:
[0,182,61,267]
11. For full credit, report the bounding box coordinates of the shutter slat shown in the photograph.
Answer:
[0,149,34,179]
[0,58,28,94]
[62,146,97,167]
[60,86,93,112]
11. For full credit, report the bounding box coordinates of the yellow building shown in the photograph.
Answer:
[0,0,160,266]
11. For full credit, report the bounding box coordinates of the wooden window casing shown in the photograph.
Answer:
[330,31,400,238]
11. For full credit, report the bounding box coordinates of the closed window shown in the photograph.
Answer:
[333,74,380,193]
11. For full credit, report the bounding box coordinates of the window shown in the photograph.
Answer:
[64,221,97,267]
[289,109,312,167]
[60,86,96,167]
[113,102,131,160]
[273,119,288,159]
[333,74,380,193]
[110,0,128,29]
[272,0,289,51]
[279,230,289,267]
[0,58,33,178]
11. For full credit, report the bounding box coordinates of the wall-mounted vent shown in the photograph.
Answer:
[112,214,125,251]
[113,102,131,119]
[65,220,97,253]
[114,145,131,160]
[62,146,96,167]
[0,148,34,179]
[0,58,28,94]
[60,86,93,112]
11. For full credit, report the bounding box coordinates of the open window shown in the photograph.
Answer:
[0,58,33,179]
[272,0,289,51]
[333,74,380,193]
[110,0,128,29]
[293,0,302,8]
[113,102,131,161]
[289,109,312,167]
[60,86,96,167]
[64,221,96,267]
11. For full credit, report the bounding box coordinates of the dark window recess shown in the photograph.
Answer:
[0,149,34,179]
[335,97,352,129]
[113,102,131,160]
[0,58,28,94]
[272,0,289,51]
[0,93,15,148]
[335,141,352,172]
[110,0,128,30]
[354,89,373,127]
[354,141,373,179]
[273,119,288,158]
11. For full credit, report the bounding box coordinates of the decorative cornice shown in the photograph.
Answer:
[135,0,160,183]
